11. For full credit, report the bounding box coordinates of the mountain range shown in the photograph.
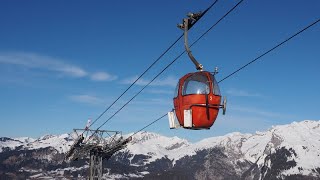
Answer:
[1,120,320,179]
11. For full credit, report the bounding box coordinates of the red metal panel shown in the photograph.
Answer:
[173,71,221,129]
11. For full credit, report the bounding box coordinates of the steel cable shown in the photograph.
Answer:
[128,18,320,141]
[218,18,320,83]
[87,0,219,130]
[92,0,244,134]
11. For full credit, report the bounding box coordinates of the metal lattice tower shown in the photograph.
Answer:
[65,129,131,180]
[89,151,102,180]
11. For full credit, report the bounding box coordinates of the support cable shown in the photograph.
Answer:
[129,113,168,139]
[86,0,219,130]
[91,0,244,135]
[88,36,182,129]
[218,18,320,83]
[126,18,320,141]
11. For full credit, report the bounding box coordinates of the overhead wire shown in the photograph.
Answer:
[88,35,182,130]
[129,113,168,138]
[86,0,219,131]
[127,18,320,139]
[91,0,244,134]
[94,53,184,132]
[218,18,320,83]
[67,0,319,159]
[192,0,245,46]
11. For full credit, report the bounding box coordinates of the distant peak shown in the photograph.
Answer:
[38,134,56,141]
[0,137,16,142]
[269,120,320,132]
[130,131,162,142]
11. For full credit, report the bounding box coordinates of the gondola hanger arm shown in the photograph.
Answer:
[178,11,205,71]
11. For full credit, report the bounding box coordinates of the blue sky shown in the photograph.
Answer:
[0,0,319,141]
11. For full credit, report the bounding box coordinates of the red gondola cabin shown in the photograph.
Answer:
[168,9,226,130]
[168,71,225,130]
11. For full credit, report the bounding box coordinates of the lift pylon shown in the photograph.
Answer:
[65,129,132,180]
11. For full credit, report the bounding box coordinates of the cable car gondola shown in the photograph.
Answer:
[168,10,226,130]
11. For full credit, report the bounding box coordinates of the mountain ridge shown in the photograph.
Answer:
[1,119,320,179]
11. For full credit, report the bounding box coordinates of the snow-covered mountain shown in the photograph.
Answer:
[1,120,320,179]
[0,133,73,153]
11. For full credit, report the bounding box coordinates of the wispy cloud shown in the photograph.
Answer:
[91,72,117,81]
[229,105,294,119]
[0,52,116,81]
[146,89,174,95]
[214,106,295,135]
[215,114,273,134]
[133,98,172,106]
[0,52,87,77]
[226,88,263,97]
[69,94,104,105]
[121,75,178,87]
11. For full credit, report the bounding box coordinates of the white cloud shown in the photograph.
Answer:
[91,72,117,81]
[226,88,263,97]
[214,114,273,134]
[59,66,87,77]
[133,98,172,106]
[146,89,173,95]
[212,106,295,135]
[0,52,116,81]
[121,75,178,87]
[0,52,87,77]
[229,105,294,119]
[69,94,103,105]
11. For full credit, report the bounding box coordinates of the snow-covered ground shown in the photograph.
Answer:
[123,120,320,176]
[1,120,320,177]
[0,133,73,153]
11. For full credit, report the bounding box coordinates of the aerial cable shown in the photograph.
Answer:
[88,36,182,130]
[90,0,244,135]
[126,18,320,139]
[218,18,320,83]
[86,0,219,130]
[192,0,244,46]
[93,53,185,133]
[129,113,168,139]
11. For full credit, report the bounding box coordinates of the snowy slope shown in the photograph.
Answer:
[1,120,320,178]
[124,131,191,164]
[0,137,25,152]
[28,134,73,153]
[121,120,320,176]
[0,134,73,153]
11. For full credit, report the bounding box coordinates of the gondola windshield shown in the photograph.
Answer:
[183,74,210,95]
